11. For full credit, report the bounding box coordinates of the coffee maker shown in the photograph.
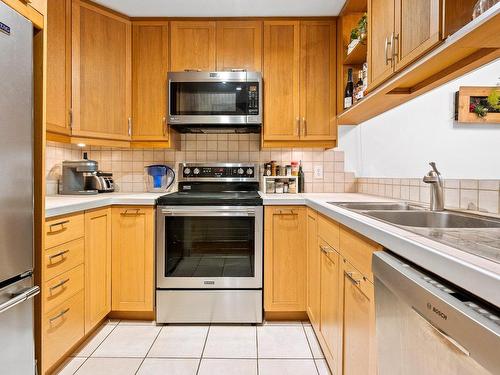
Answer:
[60,153,99,195]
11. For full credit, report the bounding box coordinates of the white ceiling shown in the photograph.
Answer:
[93,0,346,17]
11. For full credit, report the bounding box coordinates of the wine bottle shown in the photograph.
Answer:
[344,68,354,109]
[298,161,305,193]
[355,70,364,101]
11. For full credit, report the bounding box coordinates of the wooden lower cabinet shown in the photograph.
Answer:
[302,209,377,375]
[84,208,112,333]
[111,206,155,312]
[43,291,85,373]
[342,259,376,375]
[306,209,320,330]
[319,241,341,375]
[264,206,307,314]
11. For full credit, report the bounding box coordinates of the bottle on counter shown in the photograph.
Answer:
[291,161,299,176]
[298,161,305,193]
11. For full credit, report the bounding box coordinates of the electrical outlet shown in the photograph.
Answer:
[313,165,323,179]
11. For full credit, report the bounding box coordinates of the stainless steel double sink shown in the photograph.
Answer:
[330,202,500,229]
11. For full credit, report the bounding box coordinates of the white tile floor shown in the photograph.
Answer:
[54,320,332,375]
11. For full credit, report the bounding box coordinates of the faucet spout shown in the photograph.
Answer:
[423,162,444,211]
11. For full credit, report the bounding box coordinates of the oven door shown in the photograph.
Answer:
[168,71,261,125]
[156,206,263,289]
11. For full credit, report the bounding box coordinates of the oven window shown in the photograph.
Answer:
[170,82,249,116]
[165,216,255,277]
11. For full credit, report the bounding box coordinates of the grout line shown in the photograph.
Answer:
[195,325,211,375]
[134,324,164,375]
[301,322,320,375]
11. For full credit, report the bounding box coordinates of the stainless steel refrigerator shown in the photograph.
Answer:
[0,2,40,374]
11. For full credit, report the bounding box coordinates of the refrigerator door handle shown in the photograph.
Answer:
[0,286,39,314]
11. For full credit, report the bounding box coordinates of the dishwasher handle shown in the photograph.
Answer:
[373,251,500,375]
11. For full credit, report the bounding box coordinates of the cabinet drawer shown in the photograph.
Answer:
[44,264,84,313]
[45,213,84,249]
[44,238,84,281]
[43,291,85,371]
[318,214,339,251]
[339,226,382,281]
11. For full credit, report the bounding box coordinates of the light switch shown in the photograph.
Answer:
[313,165,323,179]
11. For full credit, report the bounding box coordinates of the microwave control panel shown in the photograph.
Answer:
[248,83,259,115]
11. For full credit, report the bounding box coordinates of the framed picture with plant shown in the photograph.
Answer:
[456,86,500,123]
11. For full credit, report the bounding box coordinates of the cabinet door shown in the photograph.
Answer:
[132,22,169,141]
[394,0,441,71]
[342,260,376,375]
[368,0,396,89]
[216,21,262,72]
[72,1,131,140]
[46,0,71,135]
[112,207,154,312]
[84,208,112,333]
[300,21,336,141]
[306,209,320,330]
[319,243,341,375]
[263,21,300,141]
[264,206,307,312]
[170,21,216,72]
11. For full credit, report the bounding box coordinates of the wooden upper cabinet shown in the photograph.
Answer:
[46,0,71,135]
[394,0,442,71]
[132,22,169,141]
[263,21,300,141]
[170,21,216,71]
[216,21,262,72]
[72,1,131,140]
[84,208,112,333]
[368,0,396,89]
[299,21,336,141]
[306,209,320,331]
[112,207,154,312]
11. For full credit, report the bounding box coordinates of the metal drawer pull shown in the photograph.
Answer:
[48,220,69,232]
[49,249,69,260]
[345,271,361,286]
[49,308,70,323]
[384,35,393,66]
[276,209,295,215]
[320,244,335,254]
[122,208,143,215]
[49,278,70,291]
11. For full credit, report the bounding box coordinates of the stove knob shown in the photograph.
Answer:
[246,168,253,175]
[193,168,200,175]
[184,168,191,175]
[237,168,244,175]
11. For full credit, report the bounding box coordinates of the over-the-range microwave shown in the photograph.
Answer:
[167,71,262,134]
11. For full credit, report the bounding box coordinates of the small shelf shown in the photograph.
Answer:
[344,41,367,65]
[337,6,500,125]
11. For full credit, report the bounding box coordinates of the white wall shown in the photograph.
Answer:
[337,59,500,179]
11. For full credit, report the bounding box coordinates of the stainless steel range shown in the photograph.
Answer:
[156,163,263,323]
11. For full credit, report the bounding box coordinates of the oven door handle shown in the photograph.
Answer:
[161,208,256,217]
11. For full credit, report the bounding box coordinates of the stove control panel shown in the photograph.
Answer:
[181,164,257,180]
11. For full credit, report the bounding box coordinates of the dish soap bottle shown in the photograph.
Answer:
[298,161,305,193]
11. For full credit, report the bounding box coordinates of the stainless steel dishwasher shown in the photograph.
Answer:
[373,251,500,375]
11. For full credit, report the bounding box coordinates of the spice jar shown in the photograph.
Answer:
[276,165,281,177]
[283,182,289,193]
[275,181,284,194]
[289,179,297,194]
[291,161,299,176]
[266,179,275,194]
[270,161,277,176]
[264,163,272,176]
[285,165,292,176]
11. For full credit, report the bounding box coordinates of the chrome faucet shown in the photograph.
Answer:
[423,162,444,211]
